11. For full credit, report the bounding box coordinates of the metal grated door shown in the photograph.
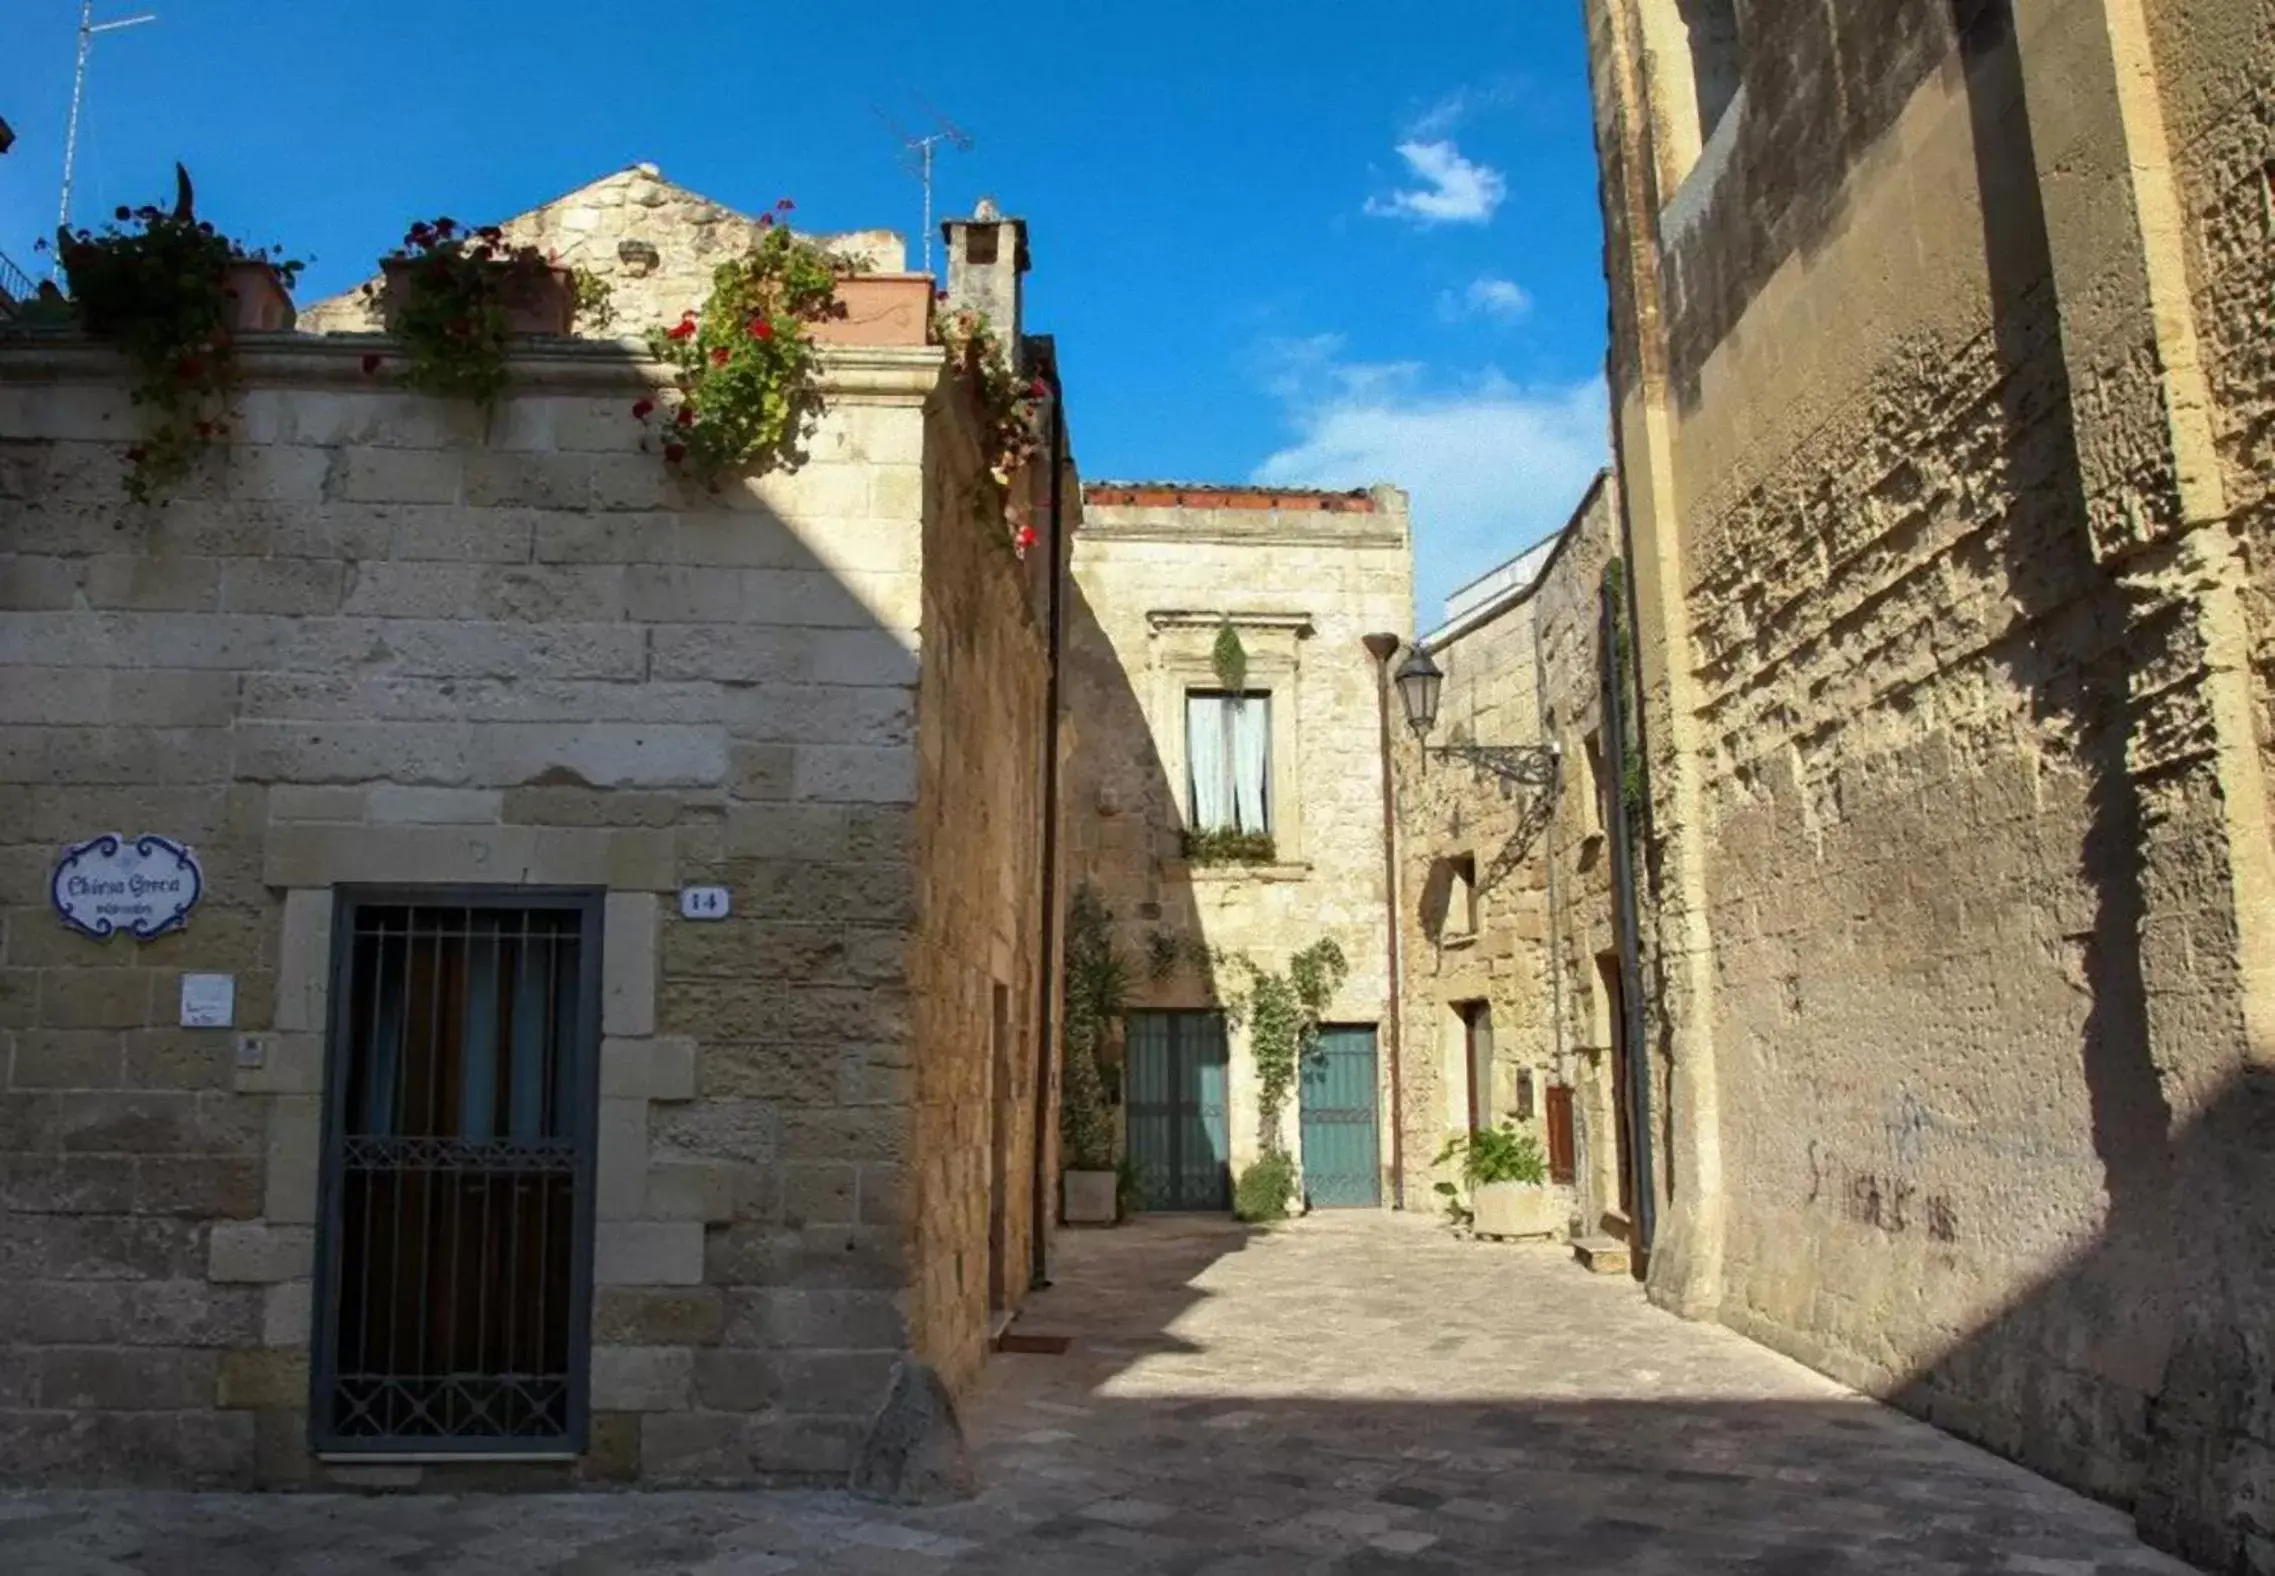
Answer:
[1299,1024,1382,1207]
[1124,1011,1231,1211]
[311,892,602,1454]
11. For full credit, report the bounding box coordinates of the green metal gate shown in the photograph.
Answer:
[1125,1011,1231,1211]
[1299,1024,1381,1208]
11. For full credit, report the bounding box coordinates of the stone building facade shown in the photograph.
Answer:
[1393,476,1643,1251]
[0,180,1066,1489]
[1061,485,1412,1211]
[1584,0,2273,1566]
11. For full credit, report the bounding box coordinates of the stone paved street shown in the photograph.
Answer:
[0,1213,2199,1574]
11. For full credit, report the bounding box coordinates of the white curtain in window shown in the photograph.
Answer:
[1188,695,1230,830]
[1231,695,1271,833]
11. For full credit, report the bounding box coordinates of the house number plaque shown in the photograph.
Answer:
[50,833,204,940]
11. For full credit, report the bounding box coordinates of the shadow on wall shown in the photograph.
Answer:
[1890,6,2268,1567]
[1056,577,1271,1209]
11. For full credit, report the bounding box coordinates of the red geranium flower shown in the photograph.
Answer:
[434,217,457,236]
[675,406,696,428]
[125,445,146,463]
[710,346,730,366]
[478,226,503,243]
[1029,378,1048,398]
[757,213,774,229]
[176,354,204,381]
[631,398,655,420]
[407,222,432,246]
[777,198,794,211]
[663,443,686,464]
[666,315,697,341]
[361,353,383,375]
[1015,524,1038,552]
[748,318,774,341]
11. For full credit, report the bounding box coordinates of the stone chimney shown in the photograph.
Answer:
[941,197,1030,373]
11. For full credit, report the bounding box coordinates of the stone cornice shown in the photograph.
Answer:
[0,330,945,403]
[1145,610,1317,639]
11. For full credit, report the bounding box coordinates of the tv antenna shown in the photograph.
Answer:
[875,104,972,278]
[57,0,159,277]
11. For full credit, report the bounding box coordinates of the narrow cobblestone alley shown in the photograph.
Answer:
[0,1213,2197,1574]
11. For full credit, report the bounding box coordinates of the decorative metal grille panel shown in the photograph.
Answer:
[312,895,600,1454]
[1125,1011,1232,1212]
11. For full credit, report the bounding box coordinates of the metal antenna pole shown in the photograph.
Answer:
[56,0,158,278]
[875,106,973,280]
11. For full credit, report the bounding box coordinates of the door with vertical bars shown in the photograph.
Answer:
[1124,1011,1232,1211]
[311,891,602,1454]
[1298,1024,1382,1207]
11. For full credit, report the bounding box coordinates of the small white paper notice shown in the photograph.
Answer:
[179,973,236,1029]
[679,886,731,922]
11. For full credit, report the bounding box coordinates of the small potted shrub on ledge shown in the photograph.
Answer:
[1435,1121,1555,1239]
[362,217,577,406]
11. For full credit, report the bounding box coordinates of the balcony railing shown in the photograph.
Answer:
[0,250,37,316]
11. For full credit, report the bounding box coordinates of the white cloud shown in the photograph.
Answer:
[1363,141,1508,227]
[1406,79,1523,140]
[1250,337,1608,624]
[1454,277,1533,322]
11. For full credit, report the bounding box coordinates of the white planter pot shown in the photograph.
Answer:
[1473,1181,1558,1238]
[1063,1169,1119,1225]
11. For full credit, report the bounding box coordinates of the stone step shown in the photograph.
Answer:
[1572,1235,1632,1275]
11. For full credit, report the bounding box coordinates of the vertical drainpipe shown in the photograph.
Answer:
[1533,578,1569,1110]
[1362,633,1407,1210]
[1600,574,1656,1252]
[1028,371,1067,1290]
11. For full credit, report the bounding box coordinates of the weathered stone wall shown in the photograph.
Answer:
[1392,556,1557,1215]
[0,332,948,1488]
[1064,486,1411,1200]
[296,164,906,339]
[1393,477,1632,1238]
[904,364,1051,1400]
[1586,0,2275,1564]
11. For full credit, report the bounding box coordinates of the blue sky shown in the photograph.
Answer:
[1,0,1610,623]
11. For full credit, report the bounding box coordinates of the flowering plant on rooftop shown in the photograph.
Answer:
[43,163,304,503]
[634,202,848,488]
[360,217,605,407]
[932,304,1048,557]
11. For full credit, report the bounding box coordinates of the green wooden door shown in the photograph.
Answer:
[1299,1024,1381,1208]
[1125,1011,1231,1211]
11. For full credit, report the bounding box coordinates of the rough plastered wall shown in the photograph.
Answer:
[0,331,946,1489]
[1393,559,1561,1219]
[903,369,1051,1400]
[296,164,905,339]
[1064,487,1410,1198]
[1522,477,1633,1241]
[1587,0,2275,1564]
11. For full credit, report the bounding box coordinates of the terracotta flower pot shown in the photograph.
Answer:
[380,258,578,338]
[811,273,934,347]
[221,261,296,333]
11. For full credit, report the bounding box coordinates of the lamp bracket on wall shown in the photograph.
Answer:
[1424,742,1561,795]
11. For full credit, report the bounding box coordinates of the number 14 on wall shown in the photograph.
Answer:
[679,886,731,921]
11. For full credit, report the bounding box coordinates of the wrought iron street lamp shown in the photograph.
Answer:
[1394,645,1560,790]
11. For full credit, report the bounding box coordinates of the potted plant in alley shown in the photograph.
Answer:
[49,163,306,503]
[1435,1121,1555,1238]
[1061,882,1127,1225]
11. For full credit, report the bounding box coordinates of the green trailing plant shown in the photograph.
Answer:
[1221,938,1348,1156]
[1181,828,1277,867]
[1116,1155,1145,1219]
[638,204,847,487]
[1604,557,1645,816]
[1432,1121,1548,1226]
[47,163,304,503]
[1059,881,1128,1173]
[1145,927,1217,985]
[1233,1151,1299,1223]
[933,305,1046,557]
[361,216,575,408]
[572,268,615,332]
[1211,621,1248,694]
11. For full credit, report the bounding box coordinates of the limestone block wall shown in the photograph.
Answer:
[1394,476,1630,1234]
[297,164,907,340]
[904,374,1051,1399]
[1065,487,1410,1197]
[0,331,949,1489]
[1586,0,2274,1562]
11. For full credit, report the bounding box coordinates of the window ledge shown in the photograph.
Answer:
[1440,931,1478,951]
[1164,860,1312,884]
